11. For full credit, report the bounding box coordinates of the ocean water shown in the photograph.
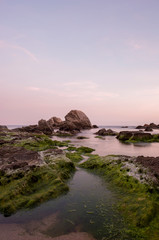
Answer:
[7,125,159,157]
[53,126,159,157]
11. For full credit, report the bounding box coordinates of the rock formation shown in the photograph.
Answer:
[95,128,117,136]
[59,110,92,132]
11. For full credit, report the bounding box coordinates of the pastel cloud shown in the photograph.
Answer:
[27,81,119,101]
[0,40,38,63]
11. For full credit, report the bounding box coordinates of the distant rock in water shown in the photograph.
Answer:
[12,110,92,135]
[92,125,99,128]
[121,126,128,128]
[0,125,9,132]
[95,128,117,136]
[59,110,92,132]
[144,126,153,132]
[136,122,159,130]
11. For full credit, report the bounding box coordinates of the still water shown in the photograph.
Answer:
[0,168,130,240]
[54,126,159,157]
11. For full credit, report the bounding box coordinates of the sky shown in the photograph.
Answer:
[1,0,159,125]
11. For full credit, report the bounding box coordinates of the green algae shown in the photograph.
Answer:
[66,152,83,162]
[118,133,159,143]
[0,159,75,217]
[80,155,159,240]
[15,136,70,151]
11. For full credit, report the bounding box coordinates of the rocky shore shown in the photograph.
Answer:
[1,112,159,239]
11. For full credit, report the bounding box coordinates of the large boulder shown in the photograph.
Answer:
[64,110,92,130]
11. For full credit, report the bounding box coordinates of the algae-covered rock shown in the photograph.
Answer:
[0,131,75,216]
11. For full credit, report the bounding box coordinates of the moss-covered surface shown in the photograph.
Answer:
[0,158,75,217]
[0,132,76,216]
[76,136,89,139]
[118,133,159,143]
[15,135,70,151]
[80,155,159,240]
[94,135,105,140]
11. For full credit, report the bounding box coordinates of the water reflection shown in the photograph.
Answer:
[53,126,159,157]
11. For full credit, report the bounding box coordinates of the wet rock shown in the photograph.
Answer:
[0,146,42,174]
[136,123,159,130]
[117,131,152,141]
[145,126,153,132]
[95,128,117,136]
[136,156,159,184]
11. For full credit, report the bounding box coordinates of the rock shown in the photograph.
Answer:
[59,121,80,133]
[0,146,42,174]
[136,125,145,129]
[121,126,128,128]
[117,131,152,141]
[47,117,62,127]
[65,110,92,130]
[92,125,99,128]
[136,123,159,130]
[145,127,153,132]
[0,125,8,131]
[95,128,117,136]
[38,119,53,135]
[13,125,42,134]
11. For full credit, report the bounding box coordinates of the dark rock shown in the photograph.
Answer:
[145,127,153,132]
[0,146,41,173]
[59,122,80,133]
[92,125,99,128]
[117,131,152,141]
[13,125,42,134]
[136,123,159,130]
[0,125,8,131]
[121,126,128,128]
[95,128,117,136]
[38,119,53,135]
[136,125,145,129]
[117,131,133,140]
